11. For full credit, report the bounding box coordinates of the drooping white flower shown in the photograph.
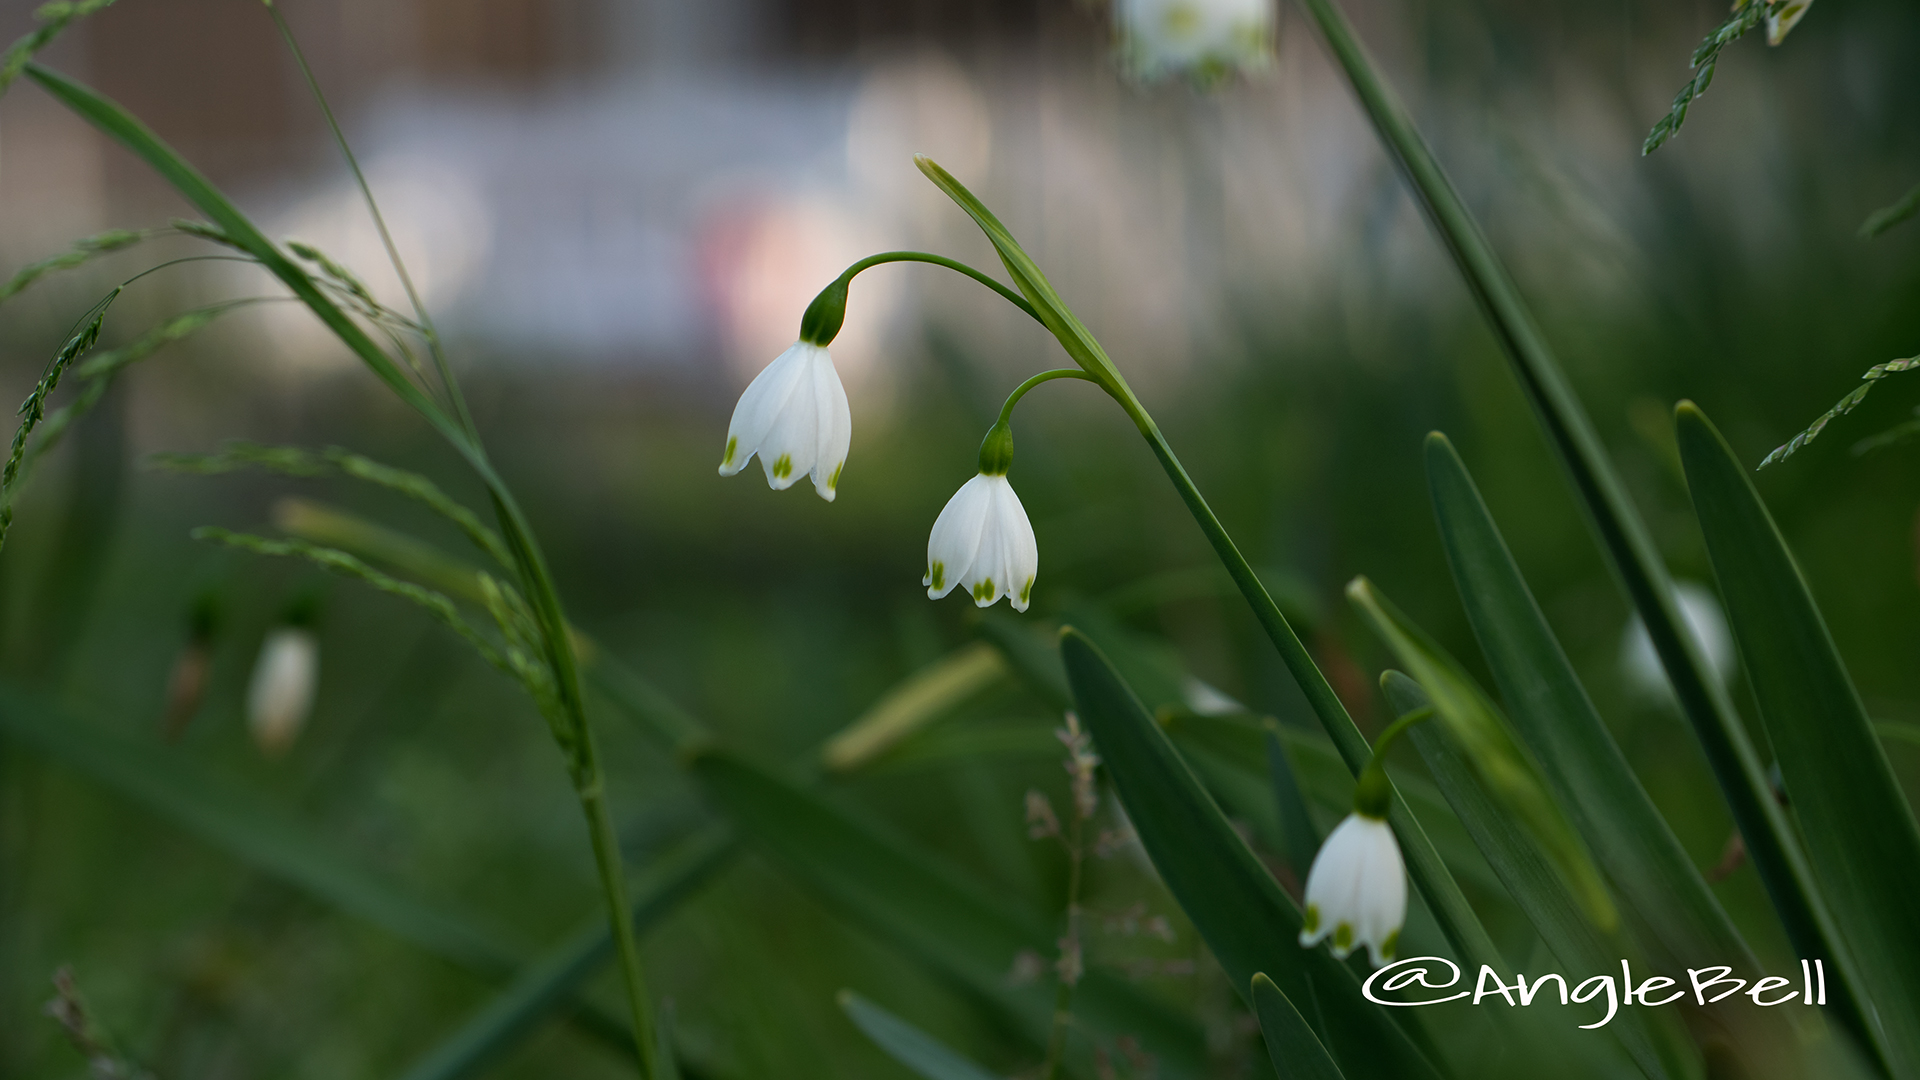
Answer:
[1765,0,1812,46]
[1298,812,1406,967]
[1115,0,1274,84]
[924,472,1038,612]
[1620,580,1736,702]
[248,627,319,757]
[718,341,852,502]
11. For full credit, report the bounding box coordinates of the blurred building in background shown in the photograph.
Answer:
[0,0,1910,401]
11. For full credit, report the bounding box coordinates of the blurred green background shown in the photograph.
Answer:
[2,0,1918,1076]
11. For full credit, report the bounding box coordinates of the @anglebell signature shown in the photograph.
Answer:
[1362,956,1830,1030]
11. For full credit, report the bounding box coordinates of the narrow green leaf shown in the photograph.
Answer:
[21,64,472,458]
[1251,974,1347,1080]
[1424,433,1755,975]
[839,991,1002,1080]
[1265,728,1322,880]
[1381,674,1699,1080]
[1679,401,1920,1077]
[0,684,520,973]
[397,830,735,1080]
[1348,578,1614,933]
[820,643,1007,772]
[1059,629,1444,1080]
[1860,182,1920,239]
[685,745,1209,1076]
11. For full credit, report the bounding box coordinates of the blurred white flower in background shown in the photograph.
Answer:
[925,473,1038,612]
[248,626,319,758]
[1620,580,1736,702]
[1298,811,1406,966]
[1116,0,1274,84]
[718,341,852,501]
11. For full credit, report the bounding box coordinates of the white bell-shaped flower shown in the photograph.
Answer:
[1620,580,1735,702]
[924,473,1038,612]
[248,626,319,757]
[718,341,852,502]
[1115,0,1273,84]
[1298,812,1406,966]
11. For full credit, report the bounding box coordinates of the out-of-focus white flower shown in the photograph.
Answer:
[1298,812,1406,966]
[1621,580,1735,701]
[925,472,1038,612]
[1765,0,1812,46]
[248,627,319,757]
[718,341,851,501]
[1183,677,1244,717]
[1116,0,1274,84]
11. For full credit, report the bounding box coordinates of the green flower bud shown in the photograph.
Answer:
[798,276,849,346]
[977,422,1015,476]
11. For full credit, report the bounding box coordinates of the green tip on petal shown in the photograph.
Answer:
[973,577,995,602]
[1333,923,1353,952]
[1302,904,1320,934]
[1380,929,1400,961]
[1019,577,1033,604]
[721,436,737,468]
[927,562,944,591]
[828,461,843,491]
[772,454,792,480]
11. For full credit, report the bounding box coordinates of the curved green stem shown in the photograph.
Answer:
[995,368,1097,428]
[841,251,1044,325]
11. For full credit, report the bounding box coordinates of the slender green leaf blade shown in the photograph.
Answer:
[1424,432,1754,974]
[1381,674,1699,1080]
[839,991,1002,1080]
[21,64,469,455]
[0,685,521,972]
[1678,401,1920,1077]
[1348,578,1614,932]
[1059,629,1444,1080]
[686,746,1209,1076]
[398,830,735,1080]
[1251,974,1347,1080]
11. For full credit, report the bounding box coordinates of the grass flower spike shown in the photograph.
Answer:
[925,423,1037,612]
[248,625,319,757]
[717,341,851,501]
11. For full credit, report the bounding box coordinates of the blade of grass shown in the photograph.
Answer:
[820,643,1007,773]
[396,829,735,1080]
[1059,629,1445,1080]
[685,744,1210,1077]
[1678,401,1920,1077]
[1251,974,1347,1080]
[1347,580,1614,933]
[1286,0,1844,1041]
[0,683,520,973]
[1380,673,1699,1080]
[1423,433,1755,975]
[838,991,1004,1080]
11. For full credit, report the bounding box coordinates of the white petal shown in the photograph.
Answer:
[806,347,852,502]
[1299,812,1404,963]
[719,342,813,478]
[925,475,992,599]
[248,628,318,757]
[961,476,1037,610]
